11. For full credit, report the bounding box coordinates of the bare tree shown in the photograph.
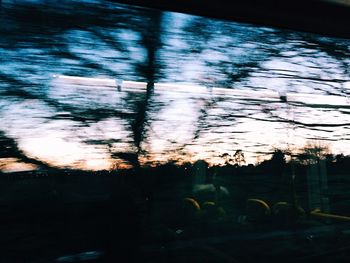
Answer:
[296,140,331,165]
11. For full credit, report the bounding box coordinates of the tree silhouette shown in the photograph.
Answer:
[296,140,331,165]
[1,1,349,172]
[233,149,245,166]
[130,9,163,168]
[220,150,245,166]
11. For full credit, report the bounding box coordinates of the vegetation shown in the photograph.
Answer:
[1,1,350,262]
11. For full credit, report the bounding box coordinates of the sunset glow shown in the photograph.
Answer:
[1,7,350,172]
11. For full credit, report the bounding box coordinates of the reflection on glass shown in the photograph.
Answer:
[1,1,350,263]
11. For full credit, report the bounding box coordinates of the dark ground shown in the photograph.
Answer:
[1,171,350,263]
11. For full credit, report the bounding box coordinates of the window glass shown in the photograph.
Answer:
[1,1,350,262]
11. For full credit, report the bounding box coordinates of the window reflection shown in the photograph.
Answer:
[1,1,350,262]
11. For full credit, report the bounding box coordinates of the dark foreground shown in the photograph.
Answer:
[1,171,350,263]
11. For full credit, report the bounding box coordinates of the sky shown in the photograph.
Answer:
[1,3,350,172]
